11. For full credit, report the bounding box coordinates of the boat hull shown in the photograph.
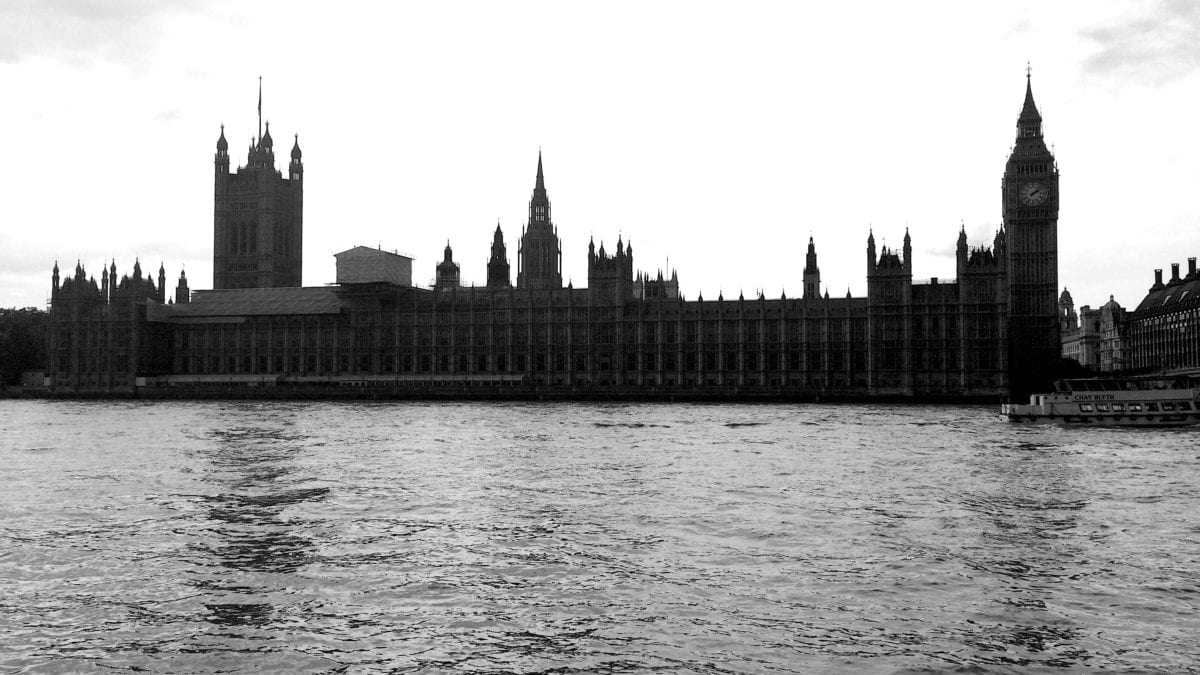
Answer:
[1001,374,1200,427]
[1001,406,1200,427]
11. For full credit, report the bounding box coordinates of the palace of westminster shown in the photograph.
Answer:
[44,74,1200,399]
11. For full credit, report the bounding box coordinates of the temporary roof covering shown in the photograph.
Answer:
[164,286,343,318]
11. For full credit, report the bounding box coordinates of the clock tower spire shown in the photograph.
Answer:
[1003,66,1060,401]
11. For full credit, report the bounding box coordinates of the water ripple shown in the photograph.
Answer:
[2,400,1199,671]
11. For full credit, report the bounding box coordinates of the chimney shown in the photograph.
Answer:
[1171,263,1181,282]
[1155,268,1164,287]
[1190,257,1197,276]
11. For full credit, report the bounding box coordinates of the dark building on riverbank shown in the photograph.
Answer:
[45,75,1062,400]
[212,109,303,290]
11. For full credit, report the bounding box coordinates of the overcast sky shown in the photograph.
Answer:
[2,1,1199,312]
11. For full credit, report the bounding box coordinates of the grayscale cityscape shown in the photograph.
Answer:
[2,3,1199,672]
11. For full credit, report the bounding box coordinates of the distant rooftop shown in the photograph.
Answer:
[1134,275,1200,319]
[166,286,343,318]
[335,246,413,287]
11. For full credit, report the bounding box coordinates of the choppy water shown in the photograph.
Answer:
[1,400,1199,673]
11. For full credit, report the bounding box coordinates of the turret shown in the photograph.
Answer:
[902,228,912,275]
[51,261,60,298]
[289,134,303,180]
[175,269,190,304]
[803,236,821,300]
[435,241,460,290]
[215,124,229,175]
[157,262,166,303]
[486,221,511,288]
[587,237,635,304]
[247,120,276,169]
[1059,288,1078,332]
[956,225,968,277]
[867,229,877,276]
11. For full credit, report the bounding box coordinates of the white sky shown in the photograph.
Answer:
[2,1,1199,312]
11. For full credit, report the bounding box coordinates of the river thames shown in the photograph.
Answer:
[1,400,1198,672]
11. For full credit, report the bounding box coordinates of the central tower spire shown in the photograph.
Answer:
[517,151,562,290]
[529,150,550,225]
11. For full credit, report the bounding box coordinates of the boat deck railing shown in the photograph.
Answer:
[1056,376,1198,393]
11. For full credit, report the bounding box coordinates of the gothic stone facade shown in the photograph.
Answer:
[45,213,1009,399]
[46,76,1061,399]
[46,246,1006,397]
[212,121,303,290]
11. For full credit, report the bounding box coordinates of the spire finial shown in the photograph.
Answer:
[1026,61,1031,79]
[257,76,263,145]
[1019,65,1042,126]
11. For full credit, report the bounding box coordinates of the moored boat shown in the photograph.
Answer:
[1002,374,1200,426]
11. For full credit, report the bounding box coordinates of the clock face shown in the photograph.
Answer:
[1020,181,1049,206]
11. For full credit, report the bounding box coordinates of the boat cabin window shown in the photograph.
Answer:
[1129,403,1143,412]
[1060,377,1195,395]
[1146,402,1160,412]
[1096,403,1110,412]
[1111,403,1125,412]
[1079,403,1094,412]
[1178,401,1193,411]
[1161,402,1176,412]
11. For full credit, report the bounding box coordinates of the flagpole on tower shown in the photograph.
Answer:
[257,76,263,145]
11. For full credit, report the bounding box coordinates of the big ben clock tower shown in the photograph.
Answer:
[1003,68,1060,401]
